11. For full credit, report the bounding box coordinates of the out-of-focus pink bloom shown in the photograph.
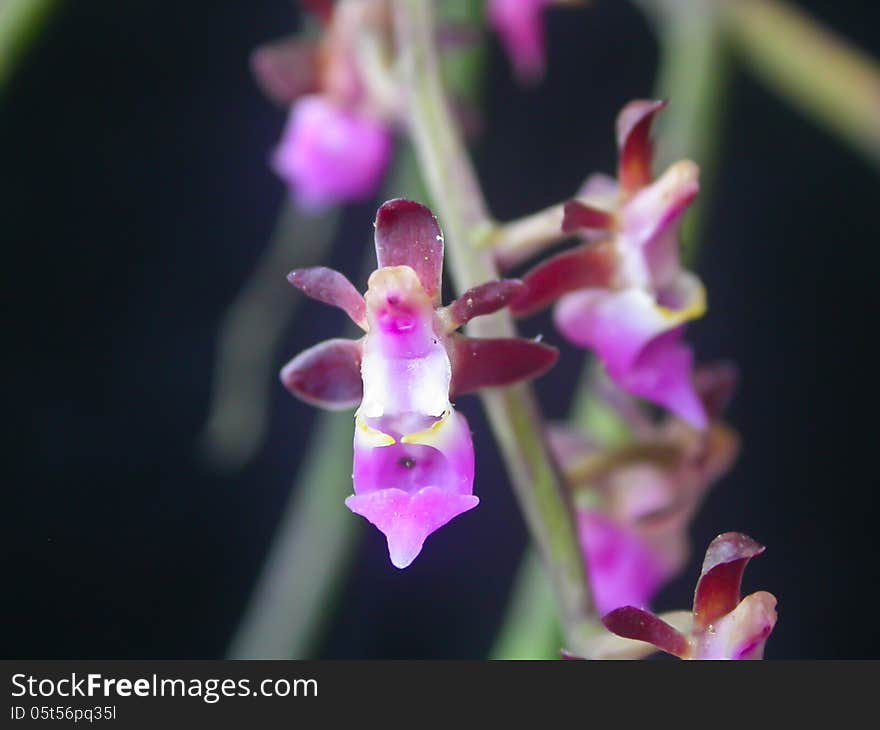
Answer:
[271,95,393,211]
[513,101,708,427]
[550,363,740,614]
[602,532,778,660]
[251,1,396,210]
[487,0,552,83]
[280,200,558,568]
[578,510,667,615]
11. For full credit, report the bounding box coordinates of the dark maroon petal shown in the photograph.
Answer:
[509,242,617,318]
[616,99,667,195]
[449,335,558,397]
[601,606,690,658]
[287,267,367,329]
[693,362,739,421]
[445,279,526,329]
[693,532,765,631]
[250,37,319,107]
[302,0,334,23]
[279,338,363,410]
[374,199,445,303]
[561,200,616,233]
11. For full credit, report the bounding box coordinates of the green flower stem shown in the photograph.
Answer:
[490,549,560,660]
[718,0,880,167]
[0,0,58,92]
[199,204,340,472]
[394,0,599,658]
[227,409,360,659]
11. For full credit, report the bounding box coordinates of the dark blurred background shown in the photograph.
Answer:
[3,0,879,659]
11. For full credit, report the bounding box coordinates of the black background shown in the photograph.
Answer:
[3,0,878,659]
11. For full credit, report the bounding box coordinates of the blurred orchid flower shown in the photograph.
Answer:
[251,0,396,210]
[512,100,708,427]
[549,363,740,615]
[280,199,558,568]
[487,0,584,83]
[601,532,778,660]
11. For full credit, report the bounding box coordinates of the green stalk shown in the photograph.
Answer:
[199,204,339,472]
[719,0,880,167]
[394,0,599,658]
[0,0,59,92]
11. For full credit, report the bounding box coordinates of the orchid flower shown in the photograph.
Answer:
[601,532,778,660]
[251,0,396,210]
[511,100,708,427]
[549,363,740,615]
[280,199,558,568]
[487,0,584,83]
[487,0,552,83]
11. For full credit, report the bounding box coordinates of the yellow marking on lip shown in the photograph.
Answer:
[356,416,396,447]
[400,410,451,446]
[656,280,707,324]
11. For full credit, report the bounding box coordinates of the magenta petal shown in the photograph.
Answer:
[693,532,765,631]
[374,199,444,303]
[616,99,667,195]
[555,290,707,427]
[346,489,479,568]
[272,95,393,211]
[511,242,617,318]
[444,279,525,329]
[350,409,476,568]
[620,330,708,429]
[250,36,318,107]
[449,334,558,397]
[288,267,367,329]
[487,0,550,83]
[579,510,668,615]
[601,606,690,658]
[279,337,363,410]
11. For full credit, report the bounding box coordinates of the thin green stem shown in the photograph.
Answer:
[199,204,339,472]
[226,410,360,659]
[718,0,880,167]
[394,0,598,658]
[490,549,560,660]
[0,0,59,92]
[490,202,569,272]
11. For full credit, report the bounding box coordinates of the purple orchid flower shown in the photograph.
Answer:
[251,1,395,210]
[550,363,741,616]
[487,0,552,83]
[601,532,778,660]
[512,100,708,428]
[280,199,558,568]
